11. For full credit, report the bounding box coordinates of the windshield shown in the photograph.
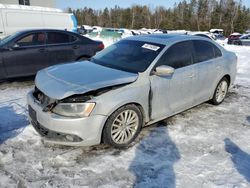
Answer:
[0,31,21,46]
[90,40,165,73]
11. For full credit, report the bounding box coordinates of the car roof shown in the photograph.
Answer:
[17,29,75,35]
[125,34,211,45]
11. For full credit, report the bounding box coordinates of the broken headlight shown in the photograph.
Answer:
[52,102,95,118]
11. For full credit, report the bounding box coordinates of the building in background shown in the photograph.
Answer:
[0,0,56,8]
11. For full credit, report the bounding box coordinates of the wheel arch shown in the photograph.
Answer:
[100,102,146,143]
[76,55,91,61]
[223,74,231,86]
[209,74,231,100]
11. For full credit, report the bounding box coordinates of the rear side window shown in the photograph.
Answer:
[193,40,222,63]
[16,32,46,47]
[157,41,193,69]
[214,45,222,58]
[47,32,77,44]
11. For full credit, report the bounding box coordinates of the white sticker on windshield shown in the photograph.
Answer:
[142,44,160,51]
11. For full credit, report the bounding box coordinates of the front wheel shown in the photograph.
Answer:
[77,56,90,61]
[211,77,229,105]
[102,104,143,149]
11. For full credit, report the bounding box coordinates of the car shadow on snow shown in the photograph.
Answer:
[129,122,180,188]
[0,105,29,144]
[224,138,250,182]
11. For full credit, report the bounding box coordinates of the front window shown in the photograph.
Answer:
[16,33,46,47]
[90,40,164,73]
[156,41,193,69]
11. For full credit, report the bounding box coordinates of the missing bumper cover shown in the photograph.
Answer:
[31,120,83,143]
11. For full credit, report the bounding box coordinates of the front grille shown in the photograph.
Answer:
[31,120,83,143]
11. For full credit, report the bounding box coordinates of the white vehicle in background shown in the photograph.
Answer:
[153,29,168,34]
[210,29,224,35]
[188,31,215,40]
[118,28,134,38]
[167,30,188,34]
[209,29,226,41]
[78,25,93,35]
[138,28,152,35]
[0,4,77,38]
[131,30,140,35]
[92,26,102,33]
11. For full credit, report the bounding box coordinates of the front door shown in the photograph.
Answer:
[3,32,48,78]
[150,41,196,120]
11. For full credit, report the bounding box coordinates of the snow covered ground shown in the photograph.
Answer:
[0,42,250,188]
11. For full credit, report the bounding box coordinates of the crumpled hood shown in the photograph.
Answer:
[35,61,138,100]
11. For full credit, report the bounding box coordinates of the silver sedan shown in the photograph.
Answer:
[27,34,237,148]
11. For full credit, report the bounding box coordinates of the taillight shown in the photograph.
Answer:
[98,43,104,50]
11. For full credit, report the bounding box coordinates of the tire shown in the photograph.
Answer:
[77,56,89,61]
[102,104,143,149]
[211,77,229,105]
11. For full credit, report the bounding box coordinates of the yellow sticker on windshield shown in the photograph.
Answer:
[142,44,160,51]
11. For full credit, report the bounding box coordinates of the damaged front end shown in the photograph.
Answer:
[32,84,129,118]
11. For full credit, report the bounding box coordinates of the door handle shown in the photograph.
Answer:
[73,45,80,49]
[38,48,47,53]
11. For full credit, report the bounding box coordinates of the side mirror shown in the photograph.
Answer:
[154,65,175,76]
[12,43,20,49]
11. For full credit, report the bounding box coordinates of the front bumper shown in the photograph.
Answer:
[27,91,107,146]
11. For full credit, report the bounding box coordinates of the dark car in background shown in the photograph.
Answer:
[0,29,104,80]
[227,33,242,45]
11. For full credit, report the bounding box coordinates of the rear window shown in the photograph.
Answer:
[214,45,222,58]
[91,40,165,73]
[193,40,221,63]
[47,32,77,44]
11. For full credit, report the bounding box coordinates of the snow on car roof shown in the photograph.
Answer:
[230,32,242,36]
[210,29,224,33]
[0,4,63,12]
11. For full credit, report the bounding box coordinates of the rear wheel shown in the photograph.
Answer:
[102,104,143,149]
[211,77,229,105]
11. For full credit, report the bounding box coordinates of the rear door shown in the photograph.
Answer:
[150,41,196,120]
[192,40,223,104]
[46,31,78,66]
[3,32,48,78]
